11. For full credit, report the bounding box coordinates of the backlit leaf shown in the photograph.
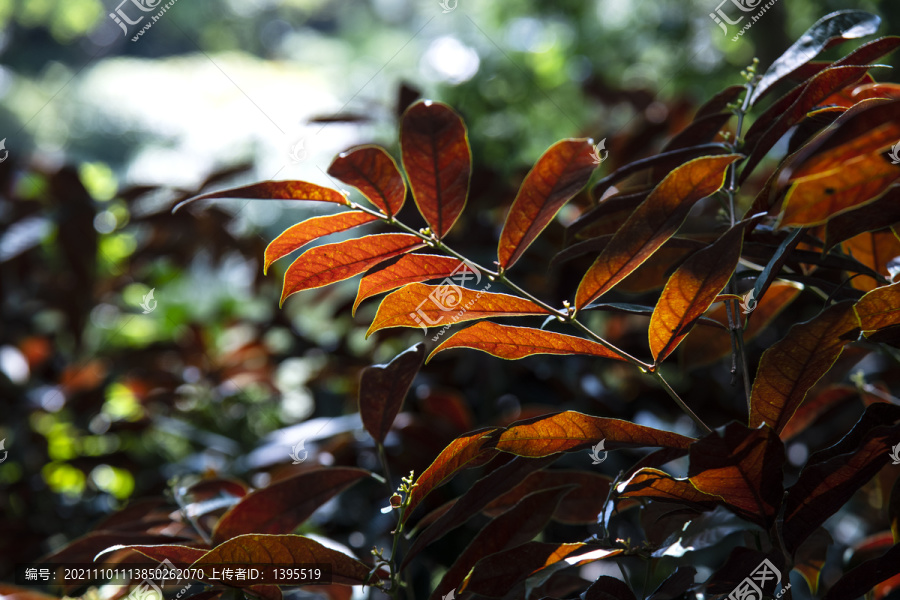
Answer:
[649,220,752,363]
[353,254,464,315]
[326,146,406,217]
[367,283,549,337]
[498,139,596,269]
[430,485,574,600]
[402,428,500,524]
[749,301,859,433]
[427,322,627,363]
[495,410,695,457]
[741,66,873,182]
[842,229,900,292]
[679,281,802,369]
[783,403,900,553]
[359,343,425,444]
[750,10,882,105]
[584,576,638,600]
[617,468,718,510]
[264,212,377,274]
[779,385,859,440]
[400,101,471,238]
[575,155,740,308]
[855,282,900,337]
[780,153,900,227]
[99,544,207,565]
[211,468,372,544]
[280,233,424,305]
[176,181,348,213]
[688,423,785,528]
[794,528,833,595]
[192,534,372,586]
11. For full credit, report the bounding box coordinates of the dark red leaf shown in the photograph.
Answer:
[359,343,425,443]
[326,146,407,217]
[400,101,471,238]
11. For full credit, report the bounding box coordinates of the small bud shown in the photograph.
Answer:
[390,494,402,508]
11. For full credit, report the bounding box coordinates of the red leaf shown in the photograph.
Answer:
[575,155,741,308]
[740,66,873,182]
[400,101,471,238]
[749,301,860,433]
[359,343,425,443]
[211,468,372,544]
[100,544,207,565]
[264,212,377,274]
[688,423,785,528]
[855,281,900,337]
[280,233,424,305]
[649,220,753,363]
[326,146,407,217]
[842,229,900,292]
[783,404,900,553]
[402,428,500,525]
[428,322,628,363]
[824,186,900,248]
[192,534,373,586]
[368,283,549,337]
[353,254,464,315]
[495,410,695,457]
[177,181,348,212]
[498,139,596,269]
[617,468,718,510]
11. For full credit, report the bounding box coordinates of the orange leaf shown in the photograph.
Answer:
[649,220,752,363]
[789,120,900,180]
[177,181,348,212]
[353,254,464,315]
[428,322,627,363]
[855,281,900,337]
[191,534,373,586]
[359,344,425,444]
[400,101,471,238]
[280,233,424,306]
[498,139,597,269]
[264,212,377,274]
[617,468,718,509]
[368,283,549,337]
[679,281,802,369]
[574,155,741,308]
[688,423,785,528]
[211,468,372,544]
[326,146,407,217]
[842,229,900,292]
[780,152,900,227]
[749,301,860,433]
[495,410,695,457]
[402,428,500,525]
